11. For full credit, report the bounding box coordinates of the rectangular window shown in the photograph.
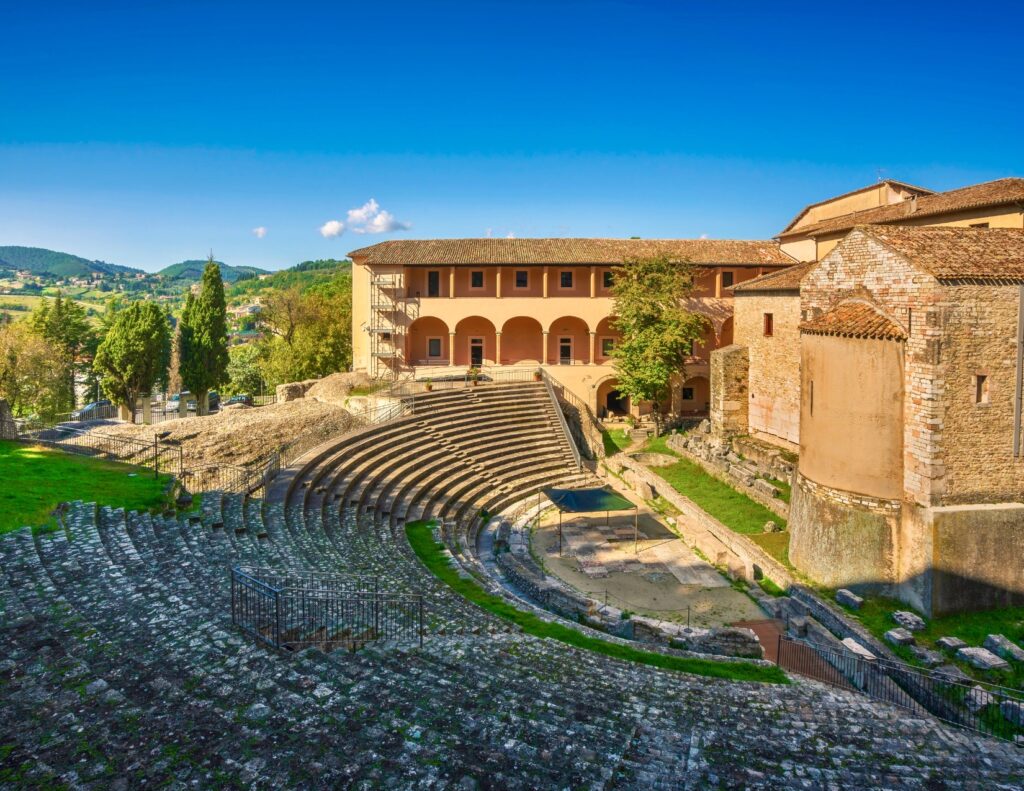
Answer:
[427,338,442,358]
[763,313,774,336]
[721,271,734,288]
[559,271,574,289]
[427,270,440,297]
[470,270,484,289]
[975,374,990,404]
[601,338,615,356]
[515,270,529,289]
[602,270,613,288]
[809,380,814,417]
[682,387,695,401]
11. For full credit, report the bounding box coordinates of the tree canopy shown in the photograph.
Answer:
[92,301,171,409]
[178,258,229,411]
[609,255,707,431]
[0,322,70,421]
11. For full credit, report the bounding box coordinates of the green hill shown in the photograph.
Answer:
[229,258,350,298]
[158,259,269,283]
[0,246,141,278]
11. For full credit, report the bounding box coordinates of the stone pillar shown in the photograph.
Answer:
[495,332,502,366]
[448,267,456,298]
[178,396,187,418]
[448,331,456,365]
[543,266,549,298]
[715,271,722,298]
[588,331,597,365]
[710,344,749,439]
[542,331,550,365]
[496,268,502,298]
[590,266,596,298]
[119,402,134,422]
[142,395,152,424]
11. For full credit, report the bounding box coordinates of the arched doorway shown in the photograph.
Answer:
[717,316,734,347]
[596,377,629,418]
[500,316,543,365]
[407,316,450,366]
[547,316,590,365]
[453,316,497,367]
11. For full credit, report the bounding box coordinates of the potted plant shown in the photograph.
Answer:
[533,368,542,382]
[468,367,480,386]
[424,378,433,392]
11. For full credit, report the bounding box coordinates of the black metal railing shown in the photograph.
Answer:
[778,636,1024,742]
[231,566,424,652]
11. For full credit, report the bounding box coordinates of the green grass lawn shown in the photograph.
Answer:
[643,435,787,535]
[405,519,788,684]
[747,531,793,569]
[0,440,172,534]
[601,427,631,456]
[833,593,1024,690]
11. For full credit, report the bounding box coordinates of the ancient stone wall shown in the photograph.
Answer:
[709,344,748,438]
[733,292,802,445]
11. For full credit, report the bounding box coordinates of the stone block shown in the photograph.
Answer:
[908,645,944,668]
[956,646,1010,671]
[753,478,780,498]
[698,419,711,434]
[1001,700,1024,727]
[936,635,967,652]
[788,616,808,637]
[892,611,926,632]
[841,637,875,661]
[762,520,782,533]
[964,685,994,714]
[835,589,863,610]
[884,628,915,646]
[934,664,971,685]
[727,465,755,487]
[983,634,1024,663]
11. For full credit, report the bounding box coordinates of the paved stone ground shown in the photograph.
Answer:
[0,496,1022,789]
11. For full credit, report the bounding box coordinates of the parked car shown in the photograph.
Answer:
[224,393,253,407]
[164,391,220,412]
[71,399,113,420]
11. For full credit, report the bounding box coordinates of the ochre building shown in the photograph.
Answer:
[348,238,792,415]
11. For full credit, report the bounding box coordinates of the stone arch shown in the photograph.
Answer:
[595,316,621,364]
[547,316,590,365]
[500,316,544,365]
[595,376,630,418]
[453,316,497,367]
[407,316,450,366]
[717,316,734,347]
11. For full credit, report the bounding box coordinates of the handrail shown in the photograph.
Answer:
[541,370,582,472]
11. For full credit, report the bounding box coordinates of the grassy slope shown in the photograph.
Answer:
[0,441,171,534]
[644,435,786,535]
[601,427,631,456]
[405,519,788,684]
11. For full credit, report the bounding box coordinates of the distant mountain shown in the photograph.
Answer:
[158,260,269,283]
[229,258,350,298]
[0,246,142,278]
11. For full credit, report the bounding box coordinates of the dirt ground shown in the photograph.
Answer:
[533,511,764,628]
[92,399,355,469]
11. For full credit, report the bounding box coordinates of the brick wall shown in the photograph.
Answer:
[733,292,801,444]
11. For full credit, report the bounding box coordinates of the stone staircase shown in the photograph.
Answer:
[1,380,1022,787]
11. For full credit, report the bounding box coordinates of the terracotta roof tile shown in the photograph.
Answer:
[779,180,934,235]
[861,225,1024,281]
[347,238,794,266]
[730,261,817,293]
[778,178,1024,239]
[801,301,907,341]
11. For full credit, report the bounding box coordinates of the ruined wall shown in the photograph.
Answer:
[733,292,802,446]
[709,344,748,438]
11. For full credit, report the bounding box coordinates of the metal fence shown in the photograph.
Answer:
[231,566,424,652]
[778,636,1024,742]
[386,366,539,398]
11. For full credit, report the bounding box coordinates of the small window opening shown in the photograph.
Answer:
[602,270,613,288]
[721,271,734,288]
[763,313,774,337]
[515,270,529,288]
[682,387,695,401]
[470,270,484,288]
[975,374,990,404]
[560,271,574,288]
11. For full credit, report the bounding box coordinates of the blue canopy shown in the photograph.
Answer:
[542,486,635,513]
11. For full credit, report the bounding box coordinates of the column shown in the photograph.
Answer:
[542,331,550,365]
[543,266,549,298]
[495,332,502,366]
[142,395,152,424]
[496,268,502,299]
[589,331,597,365]
[590,266,596,298]
[448,331,456,365]
[715,270,722,298]
[449,267,456,298]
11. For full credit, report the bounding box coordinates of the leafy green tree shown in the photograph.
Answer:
[226,344,265,396]
[178,257,229,414]
[0,322,70,421]
[30,292,96,409]
[609,255,707,434]
[92,301,171,413]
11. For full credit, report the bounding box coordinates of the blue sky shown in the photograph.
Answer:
[2,0,1023,271]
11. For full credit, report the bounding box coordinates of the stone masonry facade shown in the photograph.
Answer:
[709,344,748,439]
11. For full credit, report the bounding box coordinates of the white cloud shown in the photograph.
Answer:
[506,231,515,239]
[252,226,267,239]
[320,198,410,239]
[699,233,709,240]
[319,219,345,238]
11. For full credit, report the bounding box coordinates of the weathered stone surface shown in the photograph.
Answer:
[984,634,1024,663]
[763,520,782,533]
[753,478,780,498]
[965,685,994,714]
[841,637,875,661]
[936,635,968,652]
[884,627,915,646]
[1001,700,1024,726]
[956,646,1010,671]
[835,588,863,610]
[892,611,926,632]
[934,664,972,685]
[908,645,945,668]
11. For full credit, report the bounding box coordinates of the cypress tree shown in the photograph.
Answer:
[178,256,229,414]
